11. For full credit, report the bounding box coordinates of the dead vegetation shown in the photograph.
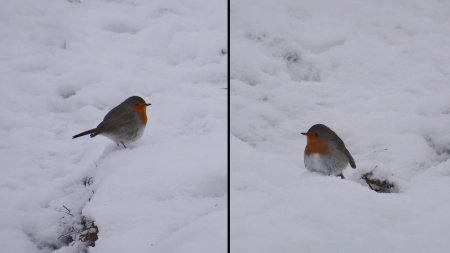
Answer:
[57,176,98,252]
[58,206,99,251]
[361,171,397,193]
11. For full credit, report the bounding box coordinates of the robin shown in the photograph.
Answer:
[72,96,151,148]
[301,124,356,179]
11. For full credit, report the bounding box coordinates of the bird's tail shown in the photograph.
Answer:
[348,155,356,169]
[346,150,356,169]
[72,128,98,139]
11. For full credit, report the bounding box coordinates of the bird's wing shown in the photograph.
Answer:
[103,103,125,121]
[331,133,356,169]
[96,111,134,134]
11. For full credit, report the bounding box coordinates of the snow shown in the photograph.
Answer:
[0,0,226,252]
[231,0,450,252]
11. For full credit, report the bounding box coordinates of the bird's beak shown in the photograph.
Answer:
[301,132,307,136]
[146,103,151,106]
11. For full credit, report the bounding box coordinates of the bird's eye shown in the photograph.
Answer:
[134,103,139,106]
[314,133,319,137]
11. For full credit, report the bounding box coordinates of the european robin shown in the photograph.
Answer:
[301,124,356,179]
[72,96,151,148]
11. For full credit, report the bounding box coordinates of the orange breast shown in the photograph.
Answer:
[133,105,148,125]
[305,136,329,155]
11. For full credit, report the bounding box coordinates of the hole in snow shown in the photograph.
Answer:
[103,22,140,34]
[282,51,321,82]
[245,32,268,42]
[59,89,76,99]
[284,52,300,64]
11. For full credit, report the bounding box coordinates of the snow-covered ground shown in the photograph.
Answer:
[0,0,227,252]
[231,0,450,252]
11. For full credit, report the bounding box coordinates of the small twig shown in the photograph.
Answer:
[62,205,71,213]
[59,205,74,216]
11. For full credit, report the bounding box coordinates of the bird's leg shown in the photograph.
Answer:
[337,173,345,179]
[120,141,127,149]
